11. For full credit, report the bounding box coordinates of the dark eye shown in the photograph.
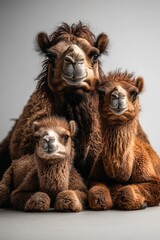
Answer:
[34,135,40,143]
[131,91,138,102]
[63,135,69,143]
[46,50,57,62]
[92,52,100,63]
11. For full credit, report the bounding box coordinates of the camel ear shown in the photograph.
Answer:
[95,33,109,54]
[37,32,50,53]
[136,77,144,93]
[69,121,76,136]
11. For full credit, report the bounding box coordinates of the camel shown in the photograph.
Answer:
[88,71,160,210]
[0,22,109,180]
[0,116,87,212]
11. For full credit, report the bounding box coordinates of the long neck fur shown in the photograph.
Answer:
[54,90,100,164]
[102,117,138,182]
[34,153,71,197]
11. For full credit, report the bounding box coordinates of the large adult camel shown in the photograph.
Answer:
[0,22,109,180]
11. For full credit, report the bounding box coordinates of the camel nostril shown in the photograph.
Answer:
[65,55,84,65]
[111,90,125,100]
[65,55,75,64]
[77,58,84,64]
[111,91,119,99]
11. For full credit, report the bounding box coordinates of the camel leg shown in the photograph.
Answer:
[88,183,113,210]
[24,192,51,212]
[114,182,160,210]
[0,165,13,207]
[11,189,36,210]
[11,168,40,211]
[55,190,87,212]
[11,190,51,212]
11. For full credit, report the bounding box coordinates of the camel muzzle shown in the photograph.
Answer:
[61,44,87,85]
[109,87,127,115]
[42,136,58,154]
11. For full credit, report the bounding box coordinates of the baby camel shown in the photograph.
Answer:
[0,116,87,212]
[88,71,160,210]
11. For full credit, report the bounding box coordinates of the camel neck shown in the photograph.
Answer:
[34,154,70,197]
[102,117,138,182]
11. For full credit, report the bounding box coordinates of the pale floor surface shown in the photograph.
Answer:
[0,207,160,240]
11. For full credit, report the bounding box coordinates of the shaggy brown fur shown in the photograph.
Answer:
[0,116,87,212]
[88,71,160,210]
[0,22,109,180]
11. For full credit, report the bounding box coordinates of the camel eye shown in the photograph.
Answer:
[63,135,69,143]
[131,91,138,102]
[46,50,57,62]
[92,52,100,63]
[34,135,40,143]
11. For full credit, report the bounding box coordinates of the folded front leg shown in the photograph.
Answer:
[25,192,51,212]
[114,182,160,210]
[0,165,13,207]
[55,190,87,212]
[55,167,88,212]
[88,183,113,210]
[11,168,39,210]
[11,189,36,210]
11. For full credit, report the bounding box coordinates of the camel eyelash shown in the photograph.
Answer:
[46,50,58,60]
[130,91,138,102]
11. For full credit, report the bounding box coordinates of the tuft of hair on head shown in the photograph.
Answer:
[48,21,96,46]
[135,77,144,93]
[106,69,135,83]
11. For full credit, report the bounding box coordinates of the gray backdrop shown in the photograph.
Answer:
[0,0,160,155]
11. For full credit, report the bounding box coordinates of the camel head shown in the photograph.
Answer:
[36,22,109,93]
[32,116,76,163]
[99,71,144,125]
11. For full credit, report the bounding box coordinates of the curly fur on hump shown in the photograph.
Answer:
[88,71,160,211]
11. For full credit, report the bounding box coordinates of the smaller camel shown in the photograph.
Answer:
[88,71,160,210]
[0,116,87,212]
